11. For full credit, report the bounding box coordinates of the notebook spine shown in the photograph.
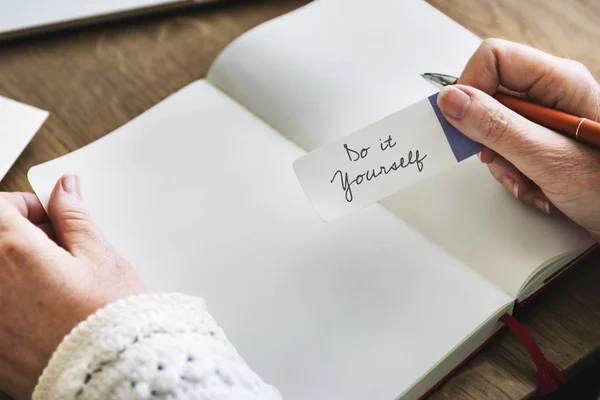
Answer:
[519,244,597,307]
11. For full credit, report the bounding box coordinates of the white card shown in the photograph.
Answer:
[293,93,482,221]
[0,96,49,180]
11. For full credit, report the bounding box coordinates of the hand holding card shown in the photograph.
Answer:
[293,92,482,221]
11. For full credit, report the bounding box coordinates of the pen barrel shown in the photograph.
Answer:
[494,93,600,148]
[577,119,600,148]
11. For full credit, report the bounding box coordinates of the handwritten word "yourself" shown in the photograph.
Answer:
[330,150,427,202]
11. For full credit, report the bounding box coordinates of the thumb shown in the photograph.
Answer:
[47,173,111,261]
[436,84,584,183]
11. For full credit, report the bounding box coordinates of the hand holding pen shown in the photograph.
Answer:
[430,39,600,242]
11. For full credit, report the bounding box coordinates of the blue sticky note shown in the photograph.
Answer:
[428,93,483,162]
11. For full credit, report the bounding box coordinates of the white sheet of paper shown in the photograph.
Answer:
[0,96,48,180]
[28,80,513,400]
[0,0,190,37]
[294,97,465,220]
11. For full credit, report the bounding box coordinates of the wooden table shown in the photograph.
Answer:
[1,0,600,398]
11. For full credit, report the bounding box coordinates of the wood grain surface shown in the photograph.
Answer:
[1,0,600,398]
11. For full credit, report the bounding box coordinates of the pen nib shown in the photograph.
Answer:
[420,72,458,89]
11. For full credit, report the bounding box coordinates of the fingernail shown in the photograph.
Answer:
[534,197,551,214]
[437,86,471,119]
[500,176,519,198]
[477,152,482,161]
[61,173,81,198]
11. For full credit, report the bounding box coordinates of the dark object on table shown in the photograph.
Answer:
[528,347,600,399]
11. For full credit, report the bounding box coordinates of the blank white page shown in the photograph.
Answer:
[29,80,512,400]
[0,95,48,181]
[206,0,593,297]
[381,158,593,297]
[207,0,481,152]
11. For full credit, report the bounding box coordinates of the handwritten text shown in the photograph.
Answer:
[330,149,427,202]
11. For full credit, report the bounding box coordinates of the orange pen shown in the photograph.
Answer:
[421,72,600,148]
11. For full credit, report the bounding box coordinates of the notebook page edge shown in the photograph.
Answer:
[397,299,515,400]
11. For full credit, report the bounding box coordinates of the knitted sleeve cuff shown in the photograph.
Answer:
[32,293,281,400]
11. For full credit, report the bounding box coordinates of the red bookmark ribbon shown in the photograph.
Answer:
[500,313,566,395]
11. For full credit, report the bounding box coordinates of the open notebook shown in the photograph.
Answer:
[27,0,594,399]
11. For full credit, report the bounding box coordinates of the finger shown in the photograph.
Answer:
[437,84,595,186]
[0,193,48,224]
[484,154,555,214]
[522,187,554,214]
[486,154,531,199]
[497,85,527,99]
[47,174,115,262]
[479,147,498,164]
[36,222,57,242]
[0,195,36,233]
[0,195,61,256]
[459,38,600,119]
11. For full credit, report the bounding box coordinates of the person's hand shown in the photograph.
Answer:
[437,38,600,241]
[0,174,147,400]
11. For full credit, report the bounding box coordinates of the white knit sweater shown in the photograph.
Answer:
[32,294,282,400]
